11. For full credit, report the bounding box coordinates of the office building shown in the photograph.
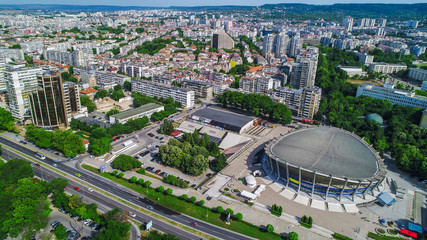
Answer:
[5,63,42,120]
[408,68,427,81]
[343,16,354,32]
[369,62,407,74]
[132,79,195,108]
[356,83,427,109]
[290,58,317,89]
[181,79,213,100]
[29,72,83,128]
[109,103,164,124]
[212,30,235,50]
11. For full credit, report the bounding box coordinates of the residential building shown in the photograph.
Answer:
[275,33,289,58]
[262,34,276,57]
[268,87,302,111]
[406,20,419,29]
[290,58,317,89]
[356,83,427,109]
[298,86,322,120]
[181,79,213,100]
[369,62,407,74]
[212,30,235,50]
[4,63,42,120]
[289,36,303,57]
[420,109,427,128]
[0,62,5,91]
[132,79,195,108]
[240,77,280,95]
[421,81,427,91]
[408,68,427,81]
[343,16,354,32]
[354,52,374,66]
[379,18,387,27]
[109,103,164,124]
[95,71,130,90]
[0,47,24,61]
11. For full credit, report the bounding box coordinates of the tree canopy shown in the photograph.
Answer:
[112,154,142,171]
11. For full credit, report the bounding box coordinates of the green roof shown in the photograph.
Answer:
[366,113,383,125]
[111,103,163,120]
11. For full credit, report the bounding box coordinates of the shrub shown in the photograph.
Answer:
[144,181,152,188]
[388,229,397,235]
[163,174,188,188]
[180,194,188,200]
[289,232,298,240]
[138,178,144,185]
[238,178,243,181]
[266,224,274,233]
[216,206,224,214]
[234,213,243,221]
[117,173,124,178]
[189,196,196,203]
[300,215,312,229]
[233,189,240,193]
[197,200,204,206]
[224,188,229,191]
[225,208,234,216]
[111,170,118,176]
[137,168,145,174]
[165,188,173,195]
[129,176,137,183]
[225,193,231,197]
[333,233,352,240]
[157,186,164,192]
[271,204,283,217]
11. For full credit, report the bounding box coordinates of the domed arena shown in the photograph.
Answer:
[263,127,386,201]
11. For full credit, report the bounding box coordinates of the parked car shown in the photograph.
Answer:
[50,220,59,227]
[146,205,154,210]
[129,212,136,218]
[74,187,80,191]
[155,169,161,174]
[88,188,94,192]
[19,141,27,144]
[53,164,58,167]
[190,222,199,227]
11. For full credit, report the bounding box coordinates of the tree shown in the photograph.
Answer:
[54,224,68,240]
[189,196,196,203]
[94,209,131,240]
[165,188,173,195]
[80,95,97,112]
[197,200,204,206]
[157,185,164,192]
[123,81,132,91]
[234,213,243,221]
[95,89,108,99]
[48,178,68,193]
[117,173,124,178]
[0,107,14,131]
[129,176,137,183]
[216,206,224,214]
[225,208,234,216]
[266,224,274,233]
[180,194,188,200]
[0,159,34,184]
[144,181,152,187]
[289,232,299,240]
[91,127,111,139]
[212,153,227,172]
[89,137,112,156]
[110,90,125,101]
[111,170,118,176]
[112,154,142,171]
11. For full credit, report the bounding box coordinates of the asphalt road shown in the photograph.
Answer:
[0,136,254,240]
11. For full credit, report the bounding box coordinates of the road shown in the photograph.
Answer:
[0,136,254,240]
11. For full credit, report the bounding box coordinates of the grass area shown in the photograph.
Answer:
[333,232,353,240]
[368,232,406,240]
[347,79,384,86]
[82,165,283,240]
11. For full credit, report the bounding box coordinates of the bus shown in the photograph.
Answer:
[34,152,46,160]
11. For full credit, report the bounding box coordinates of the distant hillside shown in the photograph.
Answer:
[0,4,160,12]
[259,3,427,21]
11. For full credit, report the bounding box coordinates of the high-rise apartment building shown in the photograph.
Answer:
[406,20,419,29]
[289,36,303,58]
[0,47,25,61]
[343,16,354,32]
[181,79,213,100]
[274,33,289,58]
[29,72,82,128]
[0,62,6,91]
[240,77,280,95]
[298,86,322,120]
[379,18,387,27]
[132,79,195,108]
[290,58,317,89]
[212,30,235,50]
[262,34,276,57]
[5,63,42,120]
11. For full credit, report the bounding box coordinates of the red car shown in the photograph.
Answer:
[35,163,40,167]
[74,187,80,191]
[155,169,161,174]
[190,222,198,227]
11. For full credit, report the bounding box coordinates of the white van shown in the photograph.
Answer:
[34,152,46,160]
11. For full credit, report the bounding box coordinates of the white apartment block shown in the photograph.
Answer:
[421,81,427,91]
[408,68,427,81]
[0,62,5,91]
[299,86,322,120]
[240,77,280,95]
[368,62,407,74]
[5,64,42,120]
[0,47,24,61]
[356,83,427,109]
[354,52,374,66]
[95,71,131,89]
[132,79,195,108]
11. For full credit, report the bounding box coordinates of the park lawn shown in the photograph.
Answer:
[82,165,283,240]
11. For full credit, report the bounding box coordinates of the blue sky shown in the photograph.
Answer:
[6,0,426,7]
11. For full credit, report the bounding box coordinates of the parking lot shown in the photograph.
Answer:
[38,207,94,240]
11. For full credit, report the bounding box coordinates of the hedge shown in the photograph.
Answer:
[333,233,353,240]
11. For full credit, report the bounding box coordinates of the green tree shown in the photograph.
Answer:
[189,196,196,203]
[165,188,173,195]
[89,137,112,156]
[54,224,68,240]
[234,213,243,221]
[112,154,142,171]
[266,224,274,233]
[144,181,152,188]
[129,176,137,183]
[95,89,109,99]
[180,194,188,200]
[216,206,224,214]
[0,159,34,185]
[213,153,227,172]
[123,80,132,91]
[0,107,15,131]
[80,95,97,112]
[289,232,299,240]
[157,185,164,192]
[107,108,120,117]
[48,178,68,193]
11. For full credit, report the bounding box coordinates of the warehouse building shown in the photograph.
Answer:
[109,103,164,124]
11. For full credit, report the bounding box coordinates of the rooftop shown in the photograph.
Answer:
[192,107,255,128]
[270,128,379,179]
[111,103,163,120]
[80,88,98,94]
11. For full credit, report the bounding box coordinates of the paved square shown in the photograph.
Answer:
[328,203,344,212]
[311,199,326,210]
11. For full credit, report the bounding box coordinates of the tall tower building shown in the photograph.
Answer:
[290,58,318,89]
[212,30,235,50]
[0,61,6,92]
[298,86,322,120]
[343,16,354,32]
[5,63,42,121]
[379,18,387,27]
[289,36,303,58]
[262,34,276,56]
[274,32,289,58]
[29,72,81,129]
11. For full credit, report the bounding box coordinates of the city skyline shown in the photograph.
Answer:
[2,0,426,7]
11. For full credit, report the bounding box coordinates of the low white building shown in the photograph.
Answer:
[339,66,367,77]
[369,62,407,74]
[109,103,164,124]
[408,68,427,81]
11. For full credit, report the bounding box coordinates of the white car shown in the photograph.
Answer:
[53,164,58,167]
[88,188,94,192]
[129,212,136,217]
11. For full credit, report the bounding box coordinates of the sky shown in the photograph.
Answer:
[4,0,426,7]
